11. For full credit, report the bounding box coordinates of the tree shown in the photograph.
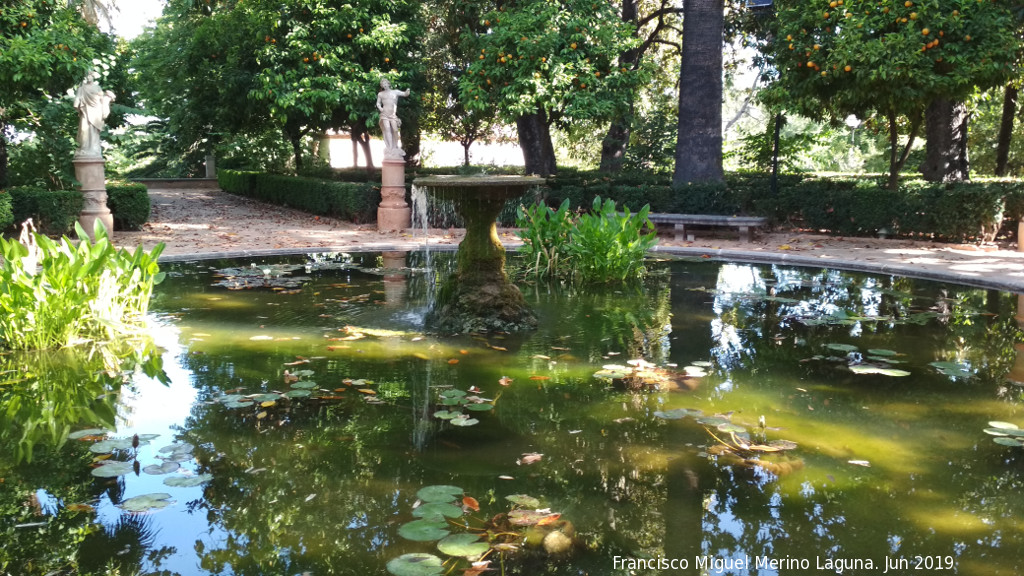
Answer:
[0,1,112,187]
[763,0,1018,188]
[994,82,1019,176]
[673,0,725,185]
[459,0,640,176]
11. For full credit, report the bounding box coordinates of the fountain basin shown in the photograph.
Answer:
[413,175,545,334]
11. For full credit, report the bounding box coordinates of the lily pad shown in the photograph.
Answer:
[505,494,541,508]
[988,421,1019,430]
[866,349,899,356]
[398,519,450,542]
[717,423,747,434]
[118,493,173,513]
[416,485,463,503]
[91,461,135,478]
[284,389,312,398]
[848,365,911,377]
[450,416,479,427]
[386,553,444,576]
[594,368,631,379]
[464,403,494,412]
[69,428,109,439]
[437,533,490,558]
[290,381,319,389]
[433,410,463,420]
[412,501,464,519]
[223,400,254,409]
[163,474,213,488]
[697,416,730,427]
[826,343,859,353]
[682,366,708,377]
[440,389,467,398]
[993,437,1024,447]
[158,443,195,454]
[930,361,974,379]
[143,461,180,475]
[89,438,136,454]
[654,408,701,420]
[252,393,282,402]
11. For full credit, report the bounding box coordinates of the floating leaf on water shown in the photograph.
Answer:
[89,438,133,454]
[505,494,541,508]
[256,411,268,419]
[993,437,1024,447]
[450,416,479,427]
[163,474,213,488]
[223,400,254,409]
[654,408,702,420]
[118,493,173,513]
[69,428,109,440]
[984,428,1011,437]
[593,369,631,379]
[867,356,904,364]
[159,443,195,454]
[291,369,315,377]
[691,361,713,368]
[358,389,377,395]
[398,519,450,542]
[437,533,490,558]
[717,423,747,434]
[143,462,180,475]
[260,400,276,408]
[290,381,319,389]
[826,343,859,353]
[929,361,973,379]
[682,366,707,377]
[988,421,1020,430]
[464,403,493,412]
[416,485,463,503]
[697,416,730,427]
[284,389,312,398]
[508,509,559,526]
[768,440,799,451]
[386,553,444,576]
[848,365,911,377]
[252,393,281,402]
[91,461,135,478]
[412,502,464,520]
[867,349,899,356]
[136,434,161,442]
[433,410,463,420]
[440,389,467,398]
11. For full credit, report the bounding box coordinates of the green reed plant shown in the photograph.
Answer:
[0,221,165,351]
[515,198,573,277]
[516,196,656,282]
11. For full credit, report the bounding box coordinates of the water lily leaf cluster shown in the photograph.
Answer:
[433,389,494,427]
[211,264,309,291]
[805,343,911,377]
[594,358,704,392]
[984,421,1024,448]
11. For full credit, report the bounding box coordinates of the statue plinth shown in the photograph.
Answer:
[74,155,113,239]
[377,158,410,231]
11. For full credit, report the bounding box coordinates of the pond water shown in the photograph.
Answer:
[3,252,1024,576]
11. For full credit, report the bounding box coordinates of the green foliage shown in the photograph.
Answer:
[516,196,655,282]
[7,186,84,235]
[0,191,12,230]
[0,222,165,351]
[459,0,642,127]
[219,169,380,222]
[105,182,150,231]
[515,198,573,277]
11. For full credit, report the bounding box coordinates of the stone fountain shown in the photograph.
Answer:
[413,175,545,334]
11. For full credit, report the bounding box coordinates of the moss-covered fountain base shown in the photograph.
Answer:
[414,175,545,334]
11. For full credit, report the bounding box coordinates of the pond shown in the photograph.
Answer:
[2,252,1024,576]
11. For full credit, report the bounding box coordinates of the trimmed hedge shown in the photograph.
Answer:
[7,187,84,235]
[0,191,12,231]
[106,182,151,231]
[219,170,380,223]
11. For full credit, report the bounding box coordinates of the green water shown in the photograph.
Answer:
[2,253,1024,576]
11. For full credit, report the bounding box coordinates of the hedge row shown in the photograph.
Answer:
[218,170,380,222]
[1,183,151,234]
[541,171,1024,243]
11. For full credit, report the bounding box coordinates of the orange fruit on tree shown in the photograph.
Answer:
[844,65,852,72]
[922,28,929,35]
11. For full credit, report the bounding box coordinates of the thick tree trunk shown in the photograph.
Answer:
[673,0,724,185]
[599,0,640,173]
[462,142,471,167]
[516,111,557,176]
[921,98,970,182]
[995,84,1018,177]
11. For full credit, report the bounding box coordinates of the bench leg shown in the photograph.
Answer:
[674,223,686,241]
[738,226,751,243]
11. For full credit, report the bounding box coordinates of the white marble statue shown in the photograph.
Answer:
[73,71,115,158]
[376,78,410,159]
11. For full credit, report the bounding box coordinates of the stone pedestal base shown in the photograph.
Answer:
[378,159,410,231]
[74,156,113,239]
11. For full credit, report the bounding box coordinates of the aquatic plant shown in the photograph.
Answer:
[0,221,165,351]
[516,196,656,282]
[983,421,1024,448]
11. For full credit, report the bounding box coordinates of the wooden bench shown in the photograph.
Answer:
[646,213,768,243]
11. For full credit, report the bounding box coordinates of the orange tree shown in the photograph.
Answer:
[761,0,1018,188]
[0,0,108,186]
[457,0,643,175]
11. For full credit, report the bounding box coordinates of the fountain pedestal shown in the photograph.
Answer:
[74,155,113,239]
[378,159,411,231]
[414,175,544,334]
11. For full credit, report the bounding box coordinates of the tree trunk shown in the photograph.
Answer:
[462,142,471,167]
[921,98,970,182]
[673,0,724,185]
[0,130,8,189]
[995,84,1018,177]
[598,0,639,173]
[350,125,375,174]
[886,111,922,190]
[516,111,557,176]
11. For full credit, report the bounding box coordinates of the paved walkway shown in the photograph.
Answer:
[113,187,1024,293]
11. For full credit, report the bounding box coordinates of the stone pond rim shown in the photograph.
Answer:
[413,175,546,334]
